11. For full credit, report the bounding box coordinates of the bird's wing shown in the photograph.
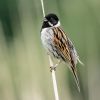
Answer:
[52,27,71,62]
[67,37,84,65]
[67,37,78,65]
[52,27,80,91]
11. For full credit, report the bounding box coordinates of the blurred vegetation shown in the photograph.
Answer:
[0,0,100,100]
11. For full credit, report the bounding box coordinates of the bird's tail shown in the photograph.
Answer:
[71,66,80,92]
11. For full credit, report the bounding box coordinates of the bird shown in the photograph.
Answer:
[41,13,83,92]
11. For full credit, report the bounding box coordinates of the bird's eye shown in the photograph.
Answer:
[50,18,57,25]
[44,18,48,22]
[50,18,55,23]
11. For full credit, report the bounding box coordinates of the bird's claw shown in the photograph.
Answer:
[50,66,56,72]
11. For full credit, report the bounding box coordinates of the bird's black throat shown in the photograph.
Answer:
[42,21,51,29]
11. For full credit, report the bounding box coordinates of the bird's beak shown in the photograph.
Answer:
[44,18,48,22]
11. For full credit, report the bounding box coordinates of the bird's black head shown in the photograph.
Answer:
[42,13,60,28]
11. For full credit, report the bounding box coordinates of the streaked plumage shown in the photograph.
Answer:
[41,13,83,91]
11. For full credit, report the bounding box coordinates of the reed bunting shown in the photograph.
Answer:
[41,13,83,91]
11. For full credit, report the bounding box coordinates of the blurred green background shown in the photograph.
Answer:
[0,0,100,100]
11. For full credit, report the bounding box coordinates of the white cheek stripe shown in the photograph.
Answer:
[48,22,53,27]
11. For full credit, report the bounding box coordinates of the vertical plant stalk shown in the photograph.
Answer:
[40,0,45,17]
[40,0,59,100]
[48,55,59,100]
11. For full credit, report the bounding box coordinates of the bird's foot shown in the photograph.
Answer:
[49,60,61,72]
[50,66,56,72]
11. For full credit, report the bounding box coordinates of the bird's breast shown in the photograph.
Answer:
[41,28,54,51]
